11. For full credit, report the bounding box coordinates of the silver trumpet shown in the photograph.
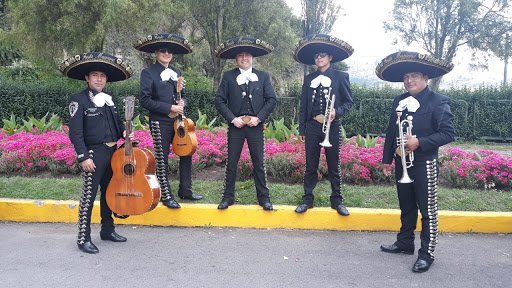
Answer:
[395,111,415,183]
[320,88,335,147]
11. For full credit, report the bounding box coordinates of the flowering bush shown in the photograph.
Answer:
[1,128,511,190]
[440,147,512,189]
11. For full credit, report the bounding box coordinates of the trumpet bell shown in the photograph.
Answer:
[320,139,332,147]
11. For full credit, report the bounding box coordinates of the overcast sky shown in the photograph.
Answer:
[285,0,506,88]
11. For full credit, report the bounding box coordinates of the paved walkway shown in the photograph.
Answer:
[1,222,511,288]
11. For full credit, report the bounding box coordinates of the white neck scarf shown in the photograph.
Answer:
[396,96,420,112]
[92,92,114,107]
[160,68,178,82]
[310,75,332,88]
[236,68,258,85]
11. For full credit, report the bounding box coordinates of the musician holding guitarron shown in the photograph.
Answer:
[135,33,203,209]
[61,52,133,254]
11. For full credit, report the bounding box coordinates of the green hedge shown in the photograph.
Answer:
[1,77,511,140]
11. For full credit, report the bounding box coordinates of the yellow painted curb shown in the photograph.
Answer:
[0,198,511,233]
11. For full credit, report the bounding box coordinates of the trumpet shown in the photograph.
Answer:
[320,88,335,147]
[395,111,415,183]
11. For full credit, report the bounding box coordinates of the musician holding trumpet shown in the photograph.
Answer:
[294,34,354,216]
[376,51,455,273]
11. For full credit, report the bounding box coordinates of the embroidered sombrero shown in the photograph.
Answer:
[134,33,193,54]
[215,36,274,59]
[294,34,354,65]
[59,52,133,82]
[375,51,454,82]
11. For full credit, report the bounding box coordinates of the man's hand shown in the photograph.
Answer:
[81,159,96,173]
[405,135,419,152]
[382,164,393,177]
[232,117,246,128]
[329,110,336,121]
[170,104,184,115]
[299,135,305,143]
[246,116,261,127]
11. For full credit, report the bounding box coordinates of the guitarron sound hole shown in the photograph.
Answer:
[123,164,135,176]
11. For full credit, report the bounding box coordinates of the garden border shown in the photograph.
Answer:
[1,198,511,233]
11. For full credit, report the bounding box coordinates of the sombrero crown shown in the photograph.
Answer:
[59,52,133,82]
[134,33,193,54]
[375,51,454,82]
[294,34,353,65]
[215,36,274,59]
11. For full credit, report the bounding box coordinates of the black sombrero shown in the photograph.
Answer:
[59,52,133,82]
[375,51,454,82]
[215,36,274,59]
[294,34,353,65]
[134,33,193,54]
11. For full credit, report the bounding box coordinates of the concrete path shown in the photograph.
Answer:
[1,222,510,288]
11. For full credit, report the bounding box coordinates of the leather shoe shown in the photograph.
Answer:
[217,199,234,210]
[295,203,313,213]
[261,202,273,211]
[178,193,203,201]
[380,244,414,255]
[412,258,432,273]
[162,199,181,209]
[77,241,99,254]
[332,204,350,216]
[100,231,127,242]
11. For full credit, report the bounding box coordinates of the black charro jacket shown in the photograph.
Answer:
[139,62,185,122]
[298,67,353,135]
[382,86,456,164]
[68,88,124,162]
[215,68,277,123]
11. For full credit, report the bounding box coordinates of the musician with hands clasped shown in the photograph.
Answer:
[214,36,277,211]
[61,52,133,254]
[293,34,354,216]
[135,33,203,210]
[376,51,455,273]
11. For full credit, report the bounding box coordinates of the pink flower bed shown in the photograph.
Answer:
[1,129,511,190]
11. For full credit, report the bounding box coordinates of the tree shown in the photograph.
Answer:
[384,0,511,90]
[300,0,341,36]
[467,10,512,86]
[6,0,182,68]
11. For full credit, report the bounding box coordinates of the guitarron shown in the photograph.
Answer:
[172,76,198,156]
[106,96,160,215]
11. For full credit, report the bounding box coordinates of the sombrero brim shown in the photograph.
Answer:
[376,52,454,82]
[215,37,273,59]
[134,33,193,54]
[294,34,353,65]
[59,53,132,82]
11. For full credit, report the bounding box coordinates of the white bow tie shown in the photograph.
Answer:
[396,96,420,112]
[92,92,114,107]
[236,72,259,85]
[310,75,332,88]
[160,68,178,82]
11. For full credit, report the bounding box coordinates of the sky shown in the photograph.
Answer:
[285,0,507,88]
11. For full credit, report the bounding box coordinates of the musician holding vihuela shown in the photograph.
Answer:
[61,52,134,254]
[135,33,203,210]
[377,51,455,273]
[294,34,354,216]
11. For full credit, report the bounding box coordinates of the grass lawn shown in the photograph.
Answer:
[0,176,510,212]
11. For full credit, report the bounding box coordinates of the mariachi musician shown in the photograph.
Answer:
[214,36,277,210]
[135,33,203,209]
[293,34,354,216]
[61,52,133,254]
[376,51,455,273]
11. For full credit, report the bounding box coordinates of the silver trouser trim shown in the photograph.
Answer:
[426,159,439,260]
[150,121,172,201]
[77,150,94,245]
